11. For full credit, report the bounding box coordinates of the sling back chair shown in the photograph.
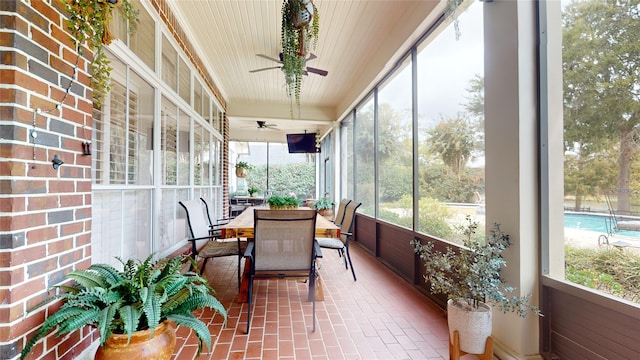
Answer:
[316,201,361,281]
[332,198,351,226]
[179,199,246,287]
[244,209,322,333]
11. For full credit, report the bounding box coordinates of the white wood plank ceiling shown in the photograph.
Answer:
[168,0,444,142]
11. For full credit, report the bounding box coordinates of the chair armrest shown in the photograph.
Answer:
[342,231,352,237]
[243,242,254,258]
[187,235,214,242]
[313,240,323,258]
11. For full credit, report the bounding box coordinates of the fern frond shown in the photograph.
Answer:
[168,293,226,321]
[88,263,124,286]
[66,269,108,289]
[96,302,121,345]
[141,285,162,329]
[118,305,142,340]
[166,314,211,355]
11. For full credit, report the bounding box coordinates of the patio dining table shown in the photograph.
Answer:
[220,206,340,302]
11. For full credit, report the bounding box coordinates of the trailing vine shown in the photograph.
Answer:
[64,0,138,107]
[281,0,320,110]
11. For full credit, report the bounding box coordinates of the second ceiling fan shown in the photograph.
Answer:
[250,53,328,77]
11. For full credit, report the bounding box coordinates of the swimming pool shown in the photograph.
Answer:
[564,213,640,238]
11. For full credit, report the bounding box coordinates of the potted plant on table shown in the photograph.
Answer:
[20,254,226,360]
[247,186,259,198]
[310,197,334,219]
[235,161,253,178]
[411,216,541,357]
[267,194,301,210]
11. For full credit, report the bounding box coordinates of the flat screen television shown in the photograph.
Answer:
[286,133,319,153]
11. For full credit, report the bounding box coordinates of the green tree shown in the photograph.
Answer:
[427,116,475,179]
[563,0,640,214]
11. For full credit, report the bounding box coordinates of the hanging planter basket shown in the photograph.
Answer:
[236,167,248,178]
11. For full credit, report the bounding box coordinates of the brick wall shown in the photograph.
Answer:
[0,1,230,359]
[0,1,94,359]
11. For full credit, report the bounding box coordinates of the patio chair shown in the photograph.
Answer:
[200,196,232,237]
[316,201,361,281]
[332,198,351,226]
[244,209,322,333]
[179,199,246,287]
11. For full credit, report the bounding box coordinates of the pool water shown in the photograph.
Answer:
[564,213,640,238]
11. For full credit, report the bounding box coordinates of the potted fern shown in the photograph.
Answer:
[411,216,540,355]
[20,254,226,360]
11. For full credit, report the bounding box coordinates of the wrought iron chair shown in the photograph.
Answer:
[316,200,361,281]
[179,199,246,287]
[244,209,322,333]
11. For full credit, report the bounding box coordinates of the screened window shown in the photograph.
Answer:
[415,2,485,240]
[354,96,375,216]
[560,0,640,304]
[377,56,413,228]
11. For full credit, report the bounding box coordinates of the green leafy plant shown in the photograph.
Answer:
[411,216,541,317]
[310,197,334,210]
[20,254,226,360]
[247,186,260,197]
[64,0,139,107]
[267,194,301,209]
[281,0,320,107]
[236,161,253,170]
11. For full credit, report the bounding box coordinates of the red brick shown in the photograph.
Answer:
[0,87,28,105]
[0,197,25,212]
[9,277,45,306]
[27,226,59,242]
[28,195,58,211]
[59,194,82,207]
[51,23,75,50]
[50,54,74,77]
[48,180,74,193]
[0,267,24,287]
[76,232,90,247]
[31,26,60,55]
[0,160,27,177]
[60,222,82,237]
[14,245,47,266]
[29,95,59,116]
[50,86,77,108]
[0,213,46,232]
[61,106,84,125]
[32,0,62,26]
[76,180,91,192]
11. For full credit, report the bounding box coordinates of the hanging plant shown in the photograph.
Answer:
[64,0,138,107]
[281,0,320,108]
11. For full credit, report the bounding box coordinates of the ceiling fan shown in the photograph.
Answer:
[256,120,278,130]
[250,53,328,77]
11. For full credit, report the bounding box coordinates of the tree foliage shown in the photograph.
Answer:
[427,116,476,179]
[563,0,640,213]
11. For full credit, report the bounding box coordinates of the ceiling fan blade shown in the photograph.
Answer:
[256,54,282,64]
[306,67,328,76]
[249,66,281,73]
[307,53,317,61]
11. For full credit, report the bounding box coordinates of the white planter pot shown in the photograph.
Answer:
[447,299,492,354]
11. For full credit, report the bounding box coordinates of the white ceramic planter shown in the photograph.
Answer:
[447,299,492,354]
